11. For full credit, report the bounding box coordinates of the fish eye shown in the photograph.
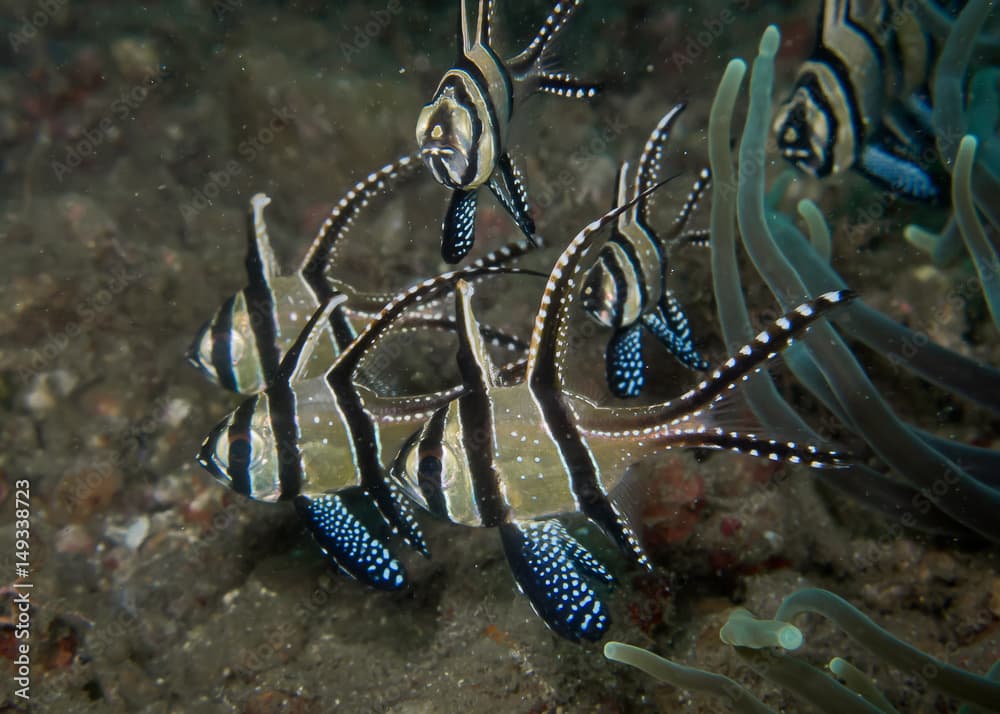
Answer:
[217,424,269,474]
[418,454,443,492]
[581,263,617,328]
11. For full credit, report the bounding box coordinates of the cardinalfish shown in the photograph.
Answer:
[772,0,951,201]
[580,103,712,398]
[389,187,853,641]
[197,260,544,590]
[416,0,601,263]
[187,154,534,395]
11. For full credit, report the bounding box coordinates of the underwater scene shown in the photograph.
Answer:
[2,0,1000,711]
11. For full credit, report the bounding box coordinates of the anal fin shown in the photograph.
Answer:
[499,520,613,642]
[295,492,407,591]
[443,189,479,263]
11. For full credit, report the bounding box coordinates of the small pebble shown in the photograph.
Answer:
[56,524,95,555]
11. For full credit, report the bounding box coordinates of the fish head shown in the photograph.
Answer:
[416,78,484,190]
[773,84,835,178]
[196,394,284,503]
[580,258,621,329]
[390,403,477,525]
[186,292,268,395]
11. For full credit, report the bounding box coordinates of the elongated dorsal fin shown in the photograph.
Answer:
[634,103,687,225]
[508,1,585,76]
[300,153,420,297]
[454,280,498,392]
[247,193,280,283]
[821,0,850,43]
[460,0,494,52]
[274,294,347,385]
[476,0,495,47]
[527,180,669,390]
[613,160,630,215]
[634,103,684,205]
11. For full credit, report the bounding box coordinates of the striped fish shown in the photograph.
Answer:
[389,189,853,641]
[772,0,946,201]
[580,104,712,399]
[416,0,600,263]
[187,154,533,395]
[196,263,542,591]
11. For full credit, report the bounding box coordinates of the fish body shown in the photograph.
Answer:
[773,0,944,201]
[391,189,853,641]
[188,157,422,394]
[417,0,601,263]
[580,104,712,398]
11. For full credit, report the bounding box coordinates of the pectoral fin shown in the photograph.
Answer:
[442,189,479,263]
[295,492,407,591]
[499,520,613,642]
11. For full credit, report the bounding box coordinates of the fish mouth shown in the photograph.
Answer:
[781,148,819,174]
[185,322,215,378]
[421,146,456,157]
[196,419,231,482]
[186,349,218,384]
[185,346,202,371]
[422,153,464,190]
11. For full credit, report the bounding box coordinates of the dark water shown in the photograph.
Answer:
[1,1,998,711]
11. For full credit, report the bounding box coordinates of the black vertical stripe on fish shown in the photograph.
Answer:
[795,71,844,177]
[326,369,416,543]
[533,381,646,566]
[266,379,304,499]
[454,283,506,528]
[608,233,649,310]
[211,295,238,393]
[243,235,282,383]
[449,74,489,187]
[416,408,449,518]
[266,297,347,499]
[811,47,866,149]
[600,253,629,328]
[459,47,513,128]
[227,395,257,497]
[328,304,358,353]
